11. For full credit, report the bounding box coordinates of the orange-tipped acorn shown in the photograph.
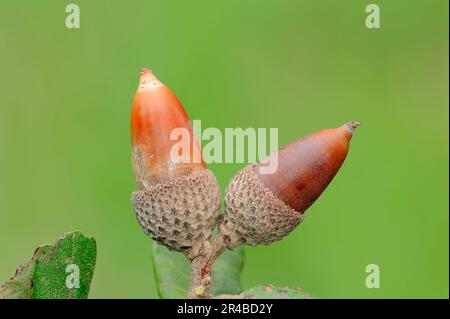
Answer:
[130,68,220,258]
[221,122,359,247]
[131,68,205,189]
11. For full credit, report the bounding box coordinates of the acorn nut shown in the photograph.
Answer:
[130,68,221,259]
[221,122,360,247]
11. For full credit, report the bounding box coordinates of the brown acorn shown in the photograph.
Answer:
[130,68,220,259]
[220,122,359,248]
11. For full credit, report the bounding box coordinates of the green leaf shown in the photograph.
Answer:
[241,285,313,299]
[152,243,244,298]
[210,247,244,295]
[32,231,97,299]
[0,245,54,299]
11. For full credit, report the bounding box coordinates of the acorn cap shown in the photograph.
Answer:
[221,164,303,248]
[132,169,221,259]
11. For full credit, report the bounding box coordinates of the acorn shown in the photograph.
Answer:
[221,122,359,248]
[130,68,221,259]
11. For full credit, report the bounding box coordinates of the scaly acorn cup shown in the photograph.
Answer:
[221,122,360,248]
[130,68,221,259]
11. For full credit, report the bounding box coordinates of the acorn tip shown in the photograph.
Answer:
[139,67,158,86]
[140,67,152,76]
[346,121,361,134]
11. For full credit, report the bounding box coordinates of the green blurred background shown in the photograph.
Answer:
[0,0,448,298]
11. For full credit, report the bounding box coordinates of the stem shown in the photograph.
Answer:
[187,232,228,299]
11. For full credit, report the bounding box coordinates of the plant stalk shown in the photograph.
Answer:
[187,232,228,298]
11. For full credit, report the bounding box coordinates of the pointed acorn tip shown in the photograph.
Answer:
[345,121,361,134]
[140,67,152,76]
[139,67,158,85]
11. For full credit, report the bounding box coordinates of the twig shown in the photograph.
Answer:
[187,232,228,299]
